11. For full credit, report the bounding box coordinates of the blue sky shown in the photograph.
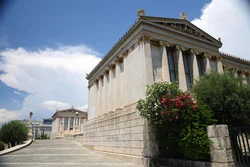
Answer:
[0,0,249,123]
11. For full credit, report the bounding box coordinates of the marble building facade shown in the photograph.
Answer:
[51,107,87,139]
[83,10,250,163]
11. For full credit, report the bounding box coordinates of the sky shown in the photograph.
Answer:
[0,0,249,124]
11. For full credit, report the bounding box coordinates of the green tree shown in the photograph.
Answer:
[0,141,4,151]
[0,120,28,147]
[192,71,250,126]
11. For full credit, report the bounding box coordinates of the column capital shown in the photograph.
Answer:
[159,40,170,47]
[122,50,128,58]
[175,45,185,51]
[99,74,104,79]
[104,69,109,75]
[216,55,223,61]
[190,49,200,55]
[204,53,212,58]
[138,34,152,43]
[108,64,116,70]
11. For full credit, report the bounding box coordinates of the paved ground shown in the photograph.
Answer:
[0,139,143,167]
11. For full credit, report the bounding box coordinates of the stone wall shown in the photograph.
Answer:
[82,103,159,160]
[207,125,234,167]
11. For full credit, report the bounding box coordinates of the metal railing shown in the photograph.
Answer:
[230,126,250,166]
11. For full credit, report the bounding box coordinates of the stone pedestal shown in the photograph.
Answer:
[207,125,234,167]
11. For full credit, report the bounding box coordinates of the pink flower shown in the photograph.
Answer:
[175,116,179,121]
[192,105,197,109]
[161,97,167,104]
[185,91,189,96]
[161,111,166,115]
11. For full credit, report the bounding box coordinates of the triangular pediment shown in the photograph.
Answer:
[140,16,222,46]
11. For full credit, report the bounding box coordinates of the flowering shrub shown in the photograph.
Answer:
[160,91,197,122]
[137,82,215,160]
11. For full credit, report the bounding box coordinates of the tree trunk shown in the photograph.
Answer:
[11,141,15,147]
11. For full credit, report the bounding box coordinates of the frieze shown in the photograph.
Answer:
[156,22,213,43]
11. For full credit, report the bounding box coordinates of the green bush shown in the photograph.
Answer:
[192,70,250,126]
[36,133,50,140]
[137,82,215,160]
[0,120,28,147]
[0,141,4,151]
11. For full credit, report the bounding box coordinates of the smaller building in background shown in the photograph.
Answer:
[19,118,52,139]
[51,106,87,139]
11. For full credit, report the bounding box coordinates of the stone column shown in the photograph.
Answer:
[115,61,120,109]
[112,66,116,111]
[109,67,113,112]
[67,117,70,131]
[104,71,109,113]
[246,72,250,84]
[204,53,211,73]
[207,125,234,167]
[87,85,91,118]
[143,35,154,85]
[159,41,170,82]
[175,45,187,91]
[98,77,102,116]
[190,49,199,83]
[217,56,224,73]
[240,71,247,84]
[122,52,128,106]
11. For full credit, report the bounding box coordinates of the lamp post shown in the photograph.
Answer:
[27,110,33,141]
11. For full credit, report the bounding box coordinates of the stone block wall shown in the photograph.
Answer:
[82,103,159,158]
[207,125,234,167]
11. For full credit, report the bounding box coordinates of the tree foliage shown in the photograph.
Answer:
[0,141,4,151]
[192,71,250,126]
[137,82,215,160]
[0,120,28,147]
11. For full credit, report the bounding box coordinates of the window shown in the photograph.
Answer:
[210,59,218,72]
[69,118,74,130]
[183,54,192,89]
[167,48,177,82]
[197,55,205,77]
[64,117,68,130]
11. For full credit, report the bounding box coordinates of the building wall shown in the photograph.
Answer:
[83,103,157,158]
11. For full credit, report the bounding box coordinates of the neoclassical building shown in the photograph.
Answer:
[83,10,250,163]
[51,107,87,139]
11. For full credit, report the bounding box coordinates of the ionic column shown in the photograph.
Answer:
[95,80,99,116]
[92,82,97,117]
[104,71,109,113]
[233,68,238,77]
[217,56,224,73]
[122,52,128,106]
[246,72,250,84]
[115,61,120,109]
[98,76,102,116]
[240,71,247,84]
[67,117,70,131]
[61,118,64,133]
[109,66,114,112]
[159,41,170,82]
[204,53,211,73]
[190,49,199,83]
[175,45,187,91]
[143,35,154,85]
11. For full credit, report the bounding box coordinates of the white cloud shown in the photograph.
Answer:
[14,91,22,95]
[0,109,21,124]
[0,45,101,120]
[77,104,88,111]
[42,101,71,110]
[192,0,250,60]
